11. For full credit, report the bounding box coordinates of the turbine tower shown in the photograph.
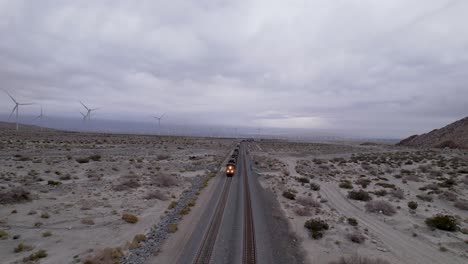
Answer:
[34,105,45,131]
[80,101,101,123]
[4,90,33,131]
[153,113,165,135]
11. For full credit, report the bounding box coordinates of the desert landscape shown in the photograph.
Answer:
[251,139,468,264]
[0,123,234,264]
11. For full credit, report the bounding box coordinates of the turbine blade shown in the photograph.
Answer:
[80,101,89,110]
[8,105,17,120]
[4,90,17,104]
[33,115,41,121]
[19,103,34,105]
[91,107,101,111]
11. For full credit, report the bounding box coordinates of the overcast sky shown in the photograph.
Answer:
[0,0,467,138]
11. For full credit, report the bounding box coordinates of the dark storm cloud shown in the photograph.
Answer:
[0,0,467,137]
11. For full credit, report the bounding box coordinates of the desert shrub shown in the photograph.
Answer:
[435,140,459,149]
[157,154,170,160]
[294,206,312,216]
[463,175,468,185]
[416,194,433,202]
[40,213,50,219]
[179,206,191,215]
[76,157,90,164]
[144,190,168,201]
[438,178,457,188]
[81,218,95,225]
[365,200,396,216]
[347,218,358,226]
[375,182,396,189]
[374,189,387,197]
[438,191,458,202]
[347,232,366,244]
[390,188,405,199]
[356,178,371,188]
[42,231,52,237]
[296,197,321,208]
[348,190,372,201]
[0,187,31,204]
[47,180,62,186]
[156,174,178,187]
[83,247,123,264]
[304,218,329,239]
[297,177,310,184]
[283,191,296,200]
[113,177,141,191]
[425,214,458,231]
[168,201,178,209]
[23,249,47,262]
[122,213,139,224]
[310,182,320,191]
[14,243,34,253]
[329,255,390,264]
[408,201,418,210]
[454,200,468,211]
[168,223,178,233]
[339,180,353,189]
[0,230,8,239]
[89,154,101,161]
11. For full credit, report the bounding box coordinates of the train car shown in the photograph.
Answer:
[226,162,236,177]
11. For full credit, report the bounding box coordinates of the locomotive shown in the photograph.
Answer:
[226,146,239,177]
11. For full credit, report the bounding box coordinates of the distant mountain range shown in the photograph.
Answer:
[397,116,468,149]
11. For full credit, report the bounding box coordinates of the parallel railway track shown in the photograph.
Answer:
[193,144,256,264]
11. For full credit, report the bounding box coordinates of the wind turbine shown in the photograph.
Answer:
[80,101,101,122]
[4,90,33,131]
[153,113,165,135]
[34,105,45,131]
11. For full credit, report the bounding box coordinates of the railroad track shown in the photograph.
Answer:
[193,144,256,264]
[193,177,232,264]
[242,146,256,264]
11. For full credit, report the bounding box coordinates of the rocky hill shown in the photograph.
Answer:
[397,116,468,149]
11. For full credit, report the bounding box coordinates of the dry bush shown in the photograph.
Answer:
[157,154,170,160]
[365,200,396,216]
[329,255,390,264]
[390,188,405,199]
[144,190,168,201]
[81,218,95,225]
[294,206,312,216]
[0,187,31,204]
[152,174,178,188]
[83,247,123,264]
[347,232,366,244]
[113,174,141,191]
[122,213,139,224]
[348,190,372,201]
[296,197,321,208]
[454,200,468,211]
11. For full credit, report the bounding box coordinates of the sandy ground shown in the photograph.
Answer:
[250,140,468,264]
[0,128,233,264]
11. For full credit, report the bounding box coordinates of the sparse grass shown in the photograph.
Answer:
[14,243,34,253]
[179,206,191,215]
[425,214,458,231]
[365,200,396,216]
[304,218,329,239]
[22,249,47,262]
[40,213,50,219]
[0,230,8,240]
[122,213,139,224]
[348,190,372,201]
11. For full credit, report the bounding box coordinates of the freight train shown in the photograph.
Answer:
[226,145,240,177]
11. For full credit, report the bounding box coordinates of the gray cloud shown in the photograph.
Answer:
[0,0,467,138]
